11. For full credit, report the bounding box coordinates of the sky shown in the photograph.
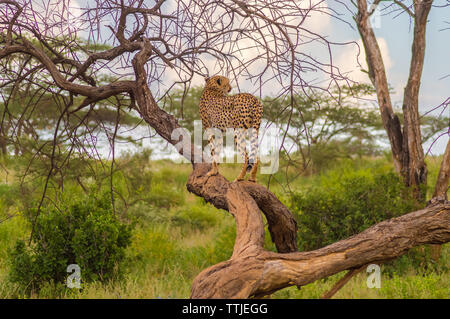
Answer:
[326,0,450,155]
[328,1,450,111]
[16,0,450,156]
[174,0,449,155]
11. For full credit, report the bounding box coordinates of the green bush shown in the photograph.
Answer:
[8,194,133,291]
[171,204,218,230]
[290,168,418,251]
[0,184,17,210]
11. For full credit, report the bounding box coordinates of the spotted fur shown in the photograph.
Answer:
[199,75,263,182]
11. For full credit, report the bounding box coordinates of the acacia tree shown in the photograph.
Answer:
[353,0,449,202]
[0,0,449,298]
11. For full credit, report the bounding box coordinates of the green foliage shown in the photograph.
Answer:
[0,184,16,210]
[264,84,385,161]
[7,194,133,292]
[160,86,203,133]
[171,204,219,230]
[308,139,380,172]
[290,167,419,251]
[379,272,449,299]
[114,151,186,218]
[382,245,448,277]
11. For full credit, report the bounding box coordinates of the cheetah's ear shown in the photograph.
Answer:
[216,78,221,85]
[204,76,210,82]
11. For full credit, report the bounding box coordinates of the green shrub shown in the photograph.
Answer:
[147,183,185,208]
[379,272,449,298]
[8,194,133,292]
[171,204,218,230]
[0,184,17,209]
[290,169,418,251]
[382,245,449,277]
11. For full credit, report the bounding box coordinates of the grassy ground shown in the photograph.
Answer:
[0,155,448,299]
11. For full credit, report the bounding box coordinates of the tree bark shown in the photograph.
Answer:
[187,164,298,253]
[400,0,432,202]
[355,0,403,173]
[429,139,450,261]
[432,140,450,200]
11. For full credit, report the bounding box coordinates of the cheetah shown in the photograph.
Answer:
[199,75,263,182]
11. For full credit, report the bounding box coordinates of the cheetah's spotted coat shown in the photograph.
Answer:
[199,75,263,182]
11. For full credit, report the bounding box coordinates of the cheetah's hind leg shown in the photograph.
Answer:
[247,127,259,182]
[206,162,219,177]
[248,158,259,182]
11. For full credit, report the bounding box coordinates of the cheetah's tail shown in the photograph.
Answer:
[247,126,259,172]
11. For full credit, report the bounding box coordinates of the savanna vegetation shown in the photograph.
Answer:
[0,145,448,298]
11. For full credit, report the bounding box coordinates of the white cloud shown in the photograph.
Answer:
[26,0,83,37]
[298,0,331,34]
[336,37,393,83]
[161,0,334,95]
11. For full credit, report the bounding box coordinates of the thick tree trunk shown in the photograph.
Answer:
[356,0,433,202]
[355,0,403,173]
[432,140,450,200]
[187,164,298,253]
[429,140,450,261]
[191,189,449,299]
[400,0,432,202]
[2,1,448,300]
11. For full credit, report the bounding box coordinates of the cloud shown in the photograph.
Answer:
[298,0,331,34]
[159,0,334,93]
[26,0,83,37]
[336,37,393,84]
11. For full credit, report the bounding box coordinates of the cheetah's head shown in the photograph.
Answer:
[204,75,232,94]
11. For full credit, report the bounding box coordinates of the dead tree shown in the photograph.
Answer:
[0,0,449,298]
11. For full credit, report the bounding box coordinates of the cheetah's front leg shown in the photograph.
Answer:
[233,128,248,182]
[234,152,249,182]
[206,132,219,177]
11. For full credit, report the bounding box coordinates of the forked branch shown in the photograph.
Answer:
[191,193,449,299]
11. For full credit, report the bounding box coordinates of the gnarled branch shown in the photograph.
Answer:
[191,194,450,299]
